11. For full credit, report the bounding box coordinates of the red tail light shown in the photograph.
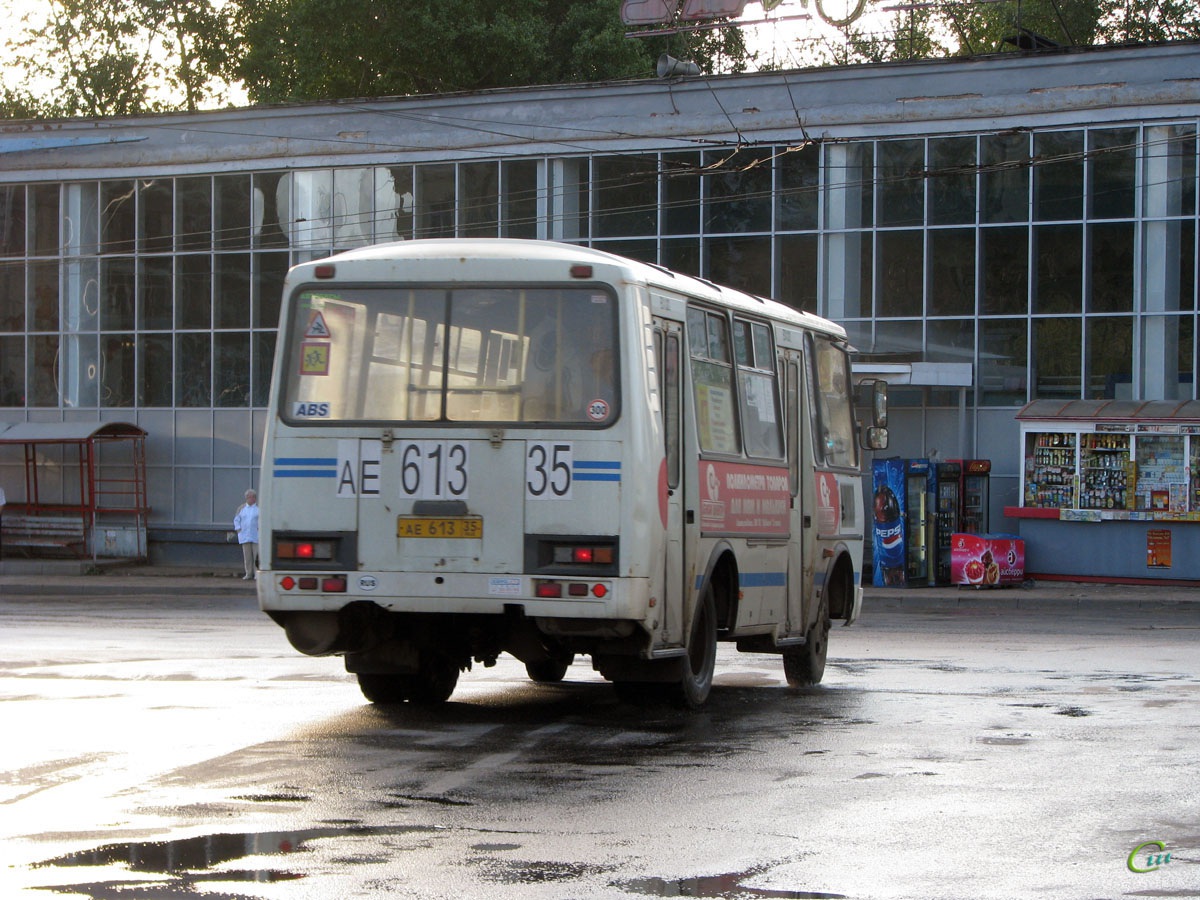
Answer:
[550,543,615,566]
[276,540,334,561]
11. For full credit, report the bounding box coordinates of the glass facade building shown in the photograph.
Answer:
[1,42,1198,558]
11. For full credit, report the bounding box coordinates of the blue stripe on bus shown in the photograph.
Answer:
[692,572,788,590]
[272,457,338,479]
[574,459,620,482]
[739,572,788,588]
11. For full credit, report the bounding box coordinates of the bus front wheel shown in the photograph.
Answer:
[783,594,829,687]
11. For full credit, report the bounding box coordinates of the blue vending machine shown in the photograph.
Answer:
[872,458,934,587]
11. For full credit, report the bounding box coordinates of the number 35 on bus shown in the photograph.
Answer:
[258,239,888,708]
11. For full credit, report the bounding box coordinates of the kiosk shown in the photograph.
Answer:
[1005,400,1200,582]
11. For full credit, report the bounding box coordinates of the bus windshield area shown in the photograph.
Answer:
[283,286,619,425]
[811,337,858,469]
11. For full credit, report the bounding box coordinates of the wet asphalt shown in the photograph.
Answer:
[1,562,1198,899]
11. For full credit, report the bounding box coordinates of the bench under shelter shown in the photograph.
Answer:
[0,422,149,561]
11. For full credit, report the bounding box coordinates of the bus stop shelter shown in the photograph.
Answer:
[0,422,149,560]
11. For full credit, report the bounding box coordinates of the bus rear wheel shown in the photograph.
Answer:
[783,595,829,687]
[674,584,717,708]
[526,655,574,683]
[356,658,459,705]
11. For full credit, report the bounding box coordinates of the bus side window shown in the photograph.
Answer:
[733,318,784,460]
[687,307,741,455]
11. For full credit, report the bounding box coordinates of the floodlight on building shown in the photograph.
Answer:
[657,54,701,77]
[1003,27,1062,51]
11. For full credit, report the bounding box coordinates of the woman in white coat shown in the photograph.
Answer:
[233,489,260,580]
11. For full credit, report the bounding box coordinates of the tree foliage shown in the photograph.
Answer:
[1,0,1197,118]
[833,0,1199,65]
[3,0,234,117]
[228,0,749,104]
[0,86,50,120]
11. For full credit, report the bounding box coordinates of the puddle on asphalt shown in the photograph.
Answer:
[474,857,609,883]
[1054,706,1092,717]
[622,867,847,899]
[28,823,437,897]
[390,791,474,806]
[1007,702,1092,717]
[977,734,1033,745]
[33,833,844,899]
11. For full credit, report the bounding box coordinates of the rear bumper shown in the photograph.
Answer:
[259,569,649,622]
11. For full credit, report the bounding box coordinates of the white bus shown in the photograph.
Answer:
[258,239,887,708]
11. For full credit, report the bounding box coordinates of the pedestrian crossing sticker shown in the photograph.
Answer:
[305,311,331,339]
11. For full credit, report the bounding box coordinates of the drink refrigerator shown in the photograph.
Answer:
[955,459,991,534]
[933,461,962,585]
[872,458,934,587]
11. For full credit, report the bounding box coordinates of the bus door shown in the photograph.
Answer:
[783,351,807,639]
[655,319,687,644]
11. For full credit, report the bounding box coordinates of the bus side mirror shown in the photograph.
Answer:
[855,379,888,450]
[854,378,888,427]
[862,425,889,450]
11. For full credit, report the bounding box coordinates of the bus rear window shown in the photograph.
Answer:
[282,286,619,425]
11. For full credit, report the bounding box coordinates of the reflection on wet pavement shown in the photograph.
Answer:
[29,824,437,898]
[623,865,847,898]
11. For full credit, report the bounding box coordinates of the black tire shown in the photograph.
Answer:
[356,657,460,706]
[409,657,460,704]
[674,584,717,708]
[783,594,829,687]
[356,672,414,704]
[525,655,573,683]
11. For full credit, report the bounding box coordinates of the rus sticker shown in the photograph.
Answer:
[488,577,522,596]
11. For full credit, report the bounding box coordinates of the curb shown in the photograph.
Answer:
[1,563,1196,606]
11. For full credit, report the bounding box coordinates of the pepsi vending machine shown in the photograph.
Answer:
[872,458,934,587]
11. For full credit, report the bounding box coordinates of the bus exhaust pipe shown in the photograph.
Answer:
[281,611,349,656]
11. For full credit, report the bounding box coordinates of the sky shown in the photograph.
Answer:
[737,0,889,67]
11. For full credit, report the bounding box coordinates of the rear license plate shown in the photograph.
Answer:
[397,516,483,539]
